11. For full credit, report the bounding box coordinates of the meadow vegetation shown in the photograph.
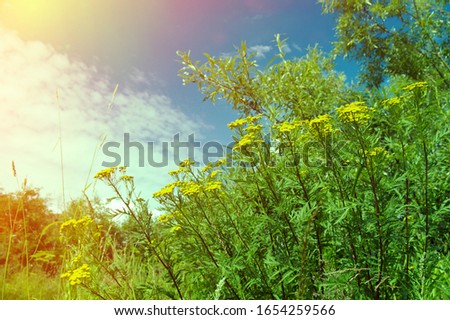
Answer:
[1,0,449,299]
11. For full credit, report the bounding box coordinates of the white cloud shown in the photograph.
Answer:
[221,44,272,60]
[0,27,204,211]
[293,43,303,52]
[248,45,272,59]
[281,43,292,54]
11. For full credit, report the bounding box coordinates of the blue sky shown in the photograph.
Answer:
[0,0,358,210]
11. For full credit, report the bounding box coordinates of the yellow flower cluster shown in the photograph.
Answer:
[72,254,82,264]
[209,170,221,178]
[227,114,263,129]
[158,213,173,223]
[154,171,223,200]
[153,183,176,198]
[60,216,93,234]
[233,132,263,149]
[403,81,427,92]
[383,97,402,107]
[179,159,196,167]
[336,101,371,125]
[245,124,263,133]
[202,159,227,172]
[94,166,126,179]
[365,147,387,157]
[171,225,182,233]
[204,181,222,192]
[94,167,115,179]
[61,264,91,286]
[180,181,201,196]
[309,114,333,135]
[275,121,303,133]
[228,118,247,129]
[120,175,133,181]
[168,168,186,176]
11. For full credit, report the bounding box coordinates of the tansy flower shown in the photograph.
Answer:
[275,121,303,133]
[61,264,91,286]
[179,159,196,167]
[171,225,182,233]
[158,213,172,223]
[383,97,402,107]
[336,101,371,125]
[120,175,133,181]
[60,216,93,234]
[309,114,333,136]
[72,254,82,264]
[153,183,176,198]
[180,182,201,196]
[228,118,248,129]
[209,170,221,178]
[228,114,263,129]
[403,81,427,92]
[233,132,263,149]
[365,147,387,157]
[94,167,116,179]
[245,124,263,133]
[168,169,182,176]
[204,181,222,192]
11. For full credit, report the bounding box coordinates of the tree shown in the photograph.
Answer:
[0,188,62,276]
[319,0,450,88]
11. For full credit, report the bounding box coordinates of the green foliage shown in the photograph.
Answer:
[0,266,60,299]
[85,33,449,299]
[8,1,449,300]
[319,0,450,88]
[0,187,64,299]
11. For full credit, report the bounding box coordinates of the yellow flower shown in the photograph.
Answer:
[233,132,263,149]
[94,167,116,179]
[158,213,172,223]
[153,183,175,198]
[365,147,387,157]
[275,121,303,133]
[336,101,371,125]
[60,219,76,233]
[228,118,248,129]
[209,170,221,178]
[120,175,133,181]
[204,181,222,192]
[228,114,263,129]
[245,124,263,133]
[309,114,333,135]
[72,254,82,264]
[59,216,93,234]
[383,97,402,107]
[249,114,264,122]
[180,182,201,196]
[171,225,182,233]
[168,169,182,175]
[61,264,91,286]
[179,159,196,167]
[403,81,427,92]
